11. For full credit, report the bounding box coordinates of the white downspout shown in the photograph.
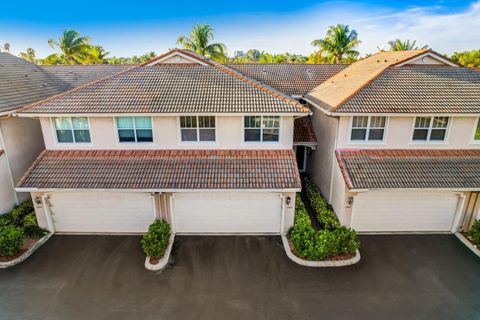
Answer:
[41,193,55,233]
[451,193,466,233]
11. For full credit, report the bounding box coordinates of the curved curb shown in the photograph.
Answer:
[0,233,52,268]
[281,234,360,267]
[145,233,175,271]
[455,232,480,258]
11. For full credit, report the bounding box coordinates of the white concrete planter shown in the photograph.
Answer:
[281,234,361,267]
[0,233,52,268]
[455,232,480,258]
[144,233,175,271]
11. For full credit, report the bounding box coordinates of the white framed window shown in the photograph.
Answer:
[179,116,216,142]
[412,116,449,142]
[116,116,153,143]
[244,116,280,142]
[53,117,91,143]
[473,118,480,142]
[350,116,386,142]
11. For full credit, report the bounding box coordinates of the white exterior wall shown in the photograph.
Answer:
[0,156,17,214]
[40,116,294,150]
[337,116,480,149]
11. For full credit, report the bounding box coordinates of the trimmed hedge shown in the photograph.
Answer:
[288,195,360,261]
[304,180,340,230]
[471,219,480,246]
[0,201,47,244]
[0,225,25,257]
[141,219,171,260]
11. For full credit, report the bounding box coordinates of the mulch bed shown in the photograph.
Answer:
[0,238,40,263]
[461,232,479,248]
[149,257,160,265]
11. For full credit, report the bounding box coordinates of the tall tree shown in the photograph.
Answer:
[311,24,360,63]
[47,30,95,64]
[19,48,36,63]
[388,39,428,51]
[176,24,227,61]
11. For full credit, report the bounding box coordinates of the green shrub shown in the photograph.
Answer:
[334,226,361,255]
[0,213,13,228]
[0,225,25,257]
[304,180,340,230]
[471,219,480,246]
[22,213,47,239]
[288,195,315,258]
[141,219,171,259]
[11,201,35,227]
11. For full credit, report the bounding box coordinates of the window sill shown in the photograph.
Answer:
[408,141,449,146]
[347,141,386,146]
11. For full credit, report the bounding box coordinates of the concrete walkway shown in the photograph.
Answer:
[0,234,479,320]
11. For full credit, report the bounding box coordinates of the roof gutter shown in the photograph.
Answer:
[16,112,311,118]
[348,187,480,193]
[15,187,302,193]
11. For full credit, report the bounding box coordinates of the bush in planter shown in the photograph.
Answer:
[471,219,480,246]
[304,180,340,230]
[288,195,315,258]
[11,201,35,227]
[22,213,47,239]
[0,225,25,257]
[141,219,171,260]
[0,213,13,228]
[334,226,361,255]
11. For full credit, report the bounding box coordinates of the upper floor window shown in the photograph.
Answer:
[350,116,386,142]
[412,116,449,142]
[53,117,90,143]
[474,118,480,141]
[180,116,215,142]
[244,116,280,142]
[116,116,153,143]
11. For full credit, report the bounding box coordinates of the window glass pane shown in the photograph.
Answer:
[245,116,260,128]
[180,116,196,128]
[54,117,72,130]
[430,129,446,141]
[56,130,74,143]
[118,129,136,142]
[370,116,386,128]
[368,129,384,141]
[351,129,366,140]
[475,120,480,140]
[244,129,261,141]
[415,117,430,128]
[199,116,215,128]
[199,129,215,141]
[71,117,89,130]
[413,129,429,140]
[262,116,280,128]
[181,129,197,141]
[136,129,153,142]
[74,130,91,143]
[116,117,134,129]
[352,116,368,128]
[263,129,279,142]
[432,117,449,128]
[134,117,152,129]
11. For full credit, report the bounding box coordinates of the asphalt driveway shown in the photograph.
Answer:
[0,234,479,320]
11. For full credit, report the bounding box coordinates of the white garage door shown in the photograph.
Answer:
[352,191,460,232]
[173,193,282,234]
[49,192,154,233]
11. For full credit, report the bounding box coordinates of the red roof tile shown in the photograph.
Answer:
[18,149,301,190]
[294,117,317,144]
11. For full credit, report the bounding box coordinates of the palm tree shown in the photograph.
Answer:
[388,39,428,51]
[311,24,360,63]
[176,24,227,61]
[48,30,95,64]
[19,48,36,63]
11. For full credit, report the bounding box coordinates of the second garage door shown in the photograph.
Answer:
[49,192,154,233]
[351,191,460,232]
[173,193,282,234]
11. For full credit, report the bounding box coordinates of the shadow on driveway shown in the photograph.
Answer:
[0,234,479,320]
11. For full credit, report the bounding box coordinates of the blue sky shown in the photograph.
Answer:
[1,1,479,58]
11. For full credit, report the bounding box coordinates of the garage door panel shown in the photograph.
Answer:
[50,192,154,233]
[352,192,458,232]
[174,193,282,234]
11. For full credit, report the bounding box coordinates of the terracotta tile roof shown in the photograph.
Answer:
[305,50,430,112]
[335,149,480,190]
[226,64,347,96]
[294,117,317,144]
[17,149,301,190]
[19,64,308,115]
[336,66,480,113]
[40,65,133,88]
[0,53,132,113]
